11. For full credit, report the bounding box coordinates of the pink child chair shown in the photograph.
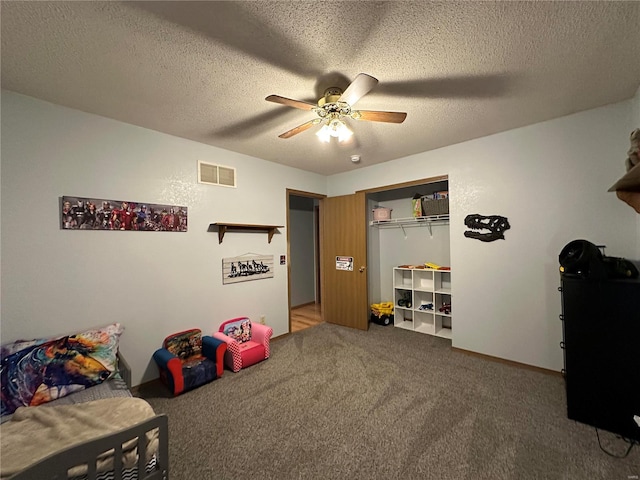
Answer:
[213,317,273,372]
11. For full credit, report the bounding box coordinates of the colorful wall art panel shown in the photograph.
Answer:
[61,196,187,231]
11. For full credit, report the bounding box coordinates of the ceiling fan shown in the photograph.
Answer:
[265,73,407,142]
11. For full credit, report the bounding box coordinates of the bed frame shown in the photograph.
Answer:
[10,413,169,480]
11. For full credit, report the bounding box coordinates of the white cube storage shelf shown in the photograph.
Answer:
[393,267,452,339]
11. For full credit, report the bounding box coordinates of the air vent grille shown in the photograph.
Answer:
[198,161,236,188]
[218,166,236,187]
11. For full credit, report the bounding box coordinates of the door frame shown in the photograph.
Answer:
[357,175,448,195]
[286,189,326,332]
[357,174,449,325]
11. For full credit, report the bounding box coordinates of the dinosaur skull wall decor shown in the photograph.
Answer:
[464,214,511,242]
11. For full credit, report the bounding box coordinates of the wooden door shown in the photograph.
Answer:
[321,192,369,330]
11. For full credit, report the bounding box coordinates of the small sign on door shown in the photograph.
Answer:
[336,256,354,271]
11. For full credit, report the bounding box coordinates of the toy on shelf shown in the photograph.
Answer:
[397,291,412,308]
[418,302,434,311]
[412,194,423,217]
[424,262,450,270]
[439,303,452,315]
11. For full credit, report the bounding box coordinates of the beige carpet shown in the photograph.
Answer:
[138,322,640,480]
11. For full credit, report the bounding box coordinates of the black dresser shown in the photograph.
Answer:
[560,274,640,441]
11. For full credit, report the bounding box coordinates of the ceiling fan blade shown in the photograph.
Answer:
[339,73,379,106]
[265,95,316,111]
[278,119,320,139]
[354,110,407,124]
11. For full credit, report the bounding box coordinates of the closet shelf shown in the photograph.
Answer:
[209,223,284,244]
[369,215,449,228]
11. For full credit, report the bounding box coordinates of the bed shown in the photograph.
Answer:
[0,324,169,480]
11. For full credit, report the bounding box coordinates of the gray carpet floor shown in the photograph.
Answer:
[138,322,640,480]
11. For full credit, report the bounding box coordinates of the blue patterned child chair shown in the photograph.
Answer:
[153,329,226,396]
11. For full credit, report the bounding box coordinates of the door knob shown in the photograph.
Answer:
[359,266,366,273]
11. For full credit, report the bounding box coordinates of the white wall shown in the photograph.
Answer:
[0,91,327,386]
[329,99,639,372]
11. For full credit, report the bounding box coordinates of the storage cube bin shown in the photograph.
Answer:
[372,207,392,221]
[421,197,449,216]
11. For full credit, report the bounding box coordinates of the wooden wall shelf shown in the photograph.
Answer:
[209,223,284,244]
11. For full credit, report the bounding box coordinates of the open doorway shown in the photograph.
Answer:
[287,190,325,332]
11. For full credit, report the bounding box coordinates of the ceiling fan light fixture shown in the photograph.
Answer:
[336,121,353,142]
[316,124,332,143]
[316,117,352,143]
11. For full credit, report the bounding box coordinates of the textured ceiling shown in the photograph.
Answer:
[2,1,639,175]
